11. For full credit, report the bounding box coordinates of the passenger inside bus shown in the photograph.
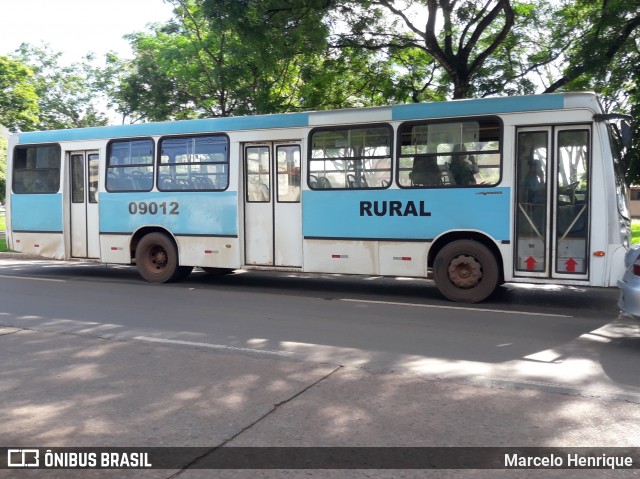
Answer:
[449,155,477,186]
[410,155,442,186]
[524,159,546,203]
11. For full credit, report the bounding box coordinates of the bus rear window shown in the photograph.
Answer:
[12,144,61,194]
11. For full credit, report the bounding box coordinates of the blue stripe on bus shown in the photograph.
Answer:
[302,188,511,241]
[16,95,573,145]
[17,113,311,144]
[392,94,566,120]
[99,191,238,236]
[10,194,63,232]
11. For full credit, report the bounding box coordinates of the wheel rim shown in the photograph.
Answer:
[148,245,168,272]
[447,254,482,289]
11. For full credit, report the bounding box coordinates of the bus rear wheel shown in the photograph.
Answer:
[433,239,499,303]
[135,232,192,283]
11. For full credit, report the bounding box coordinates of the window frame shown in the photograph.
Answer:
[157,133,230,192]
[307,123,394,191]
[106,137,155,193]
[396,116,503,189]
[12,143,62,195]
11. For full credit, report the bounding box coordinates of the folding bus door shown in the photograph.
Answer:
[514,126,591,280]
[70,151,100,258]
[243,142,302,267]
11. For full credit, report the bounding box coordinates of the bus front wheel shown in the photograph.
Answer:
[433,239,499,303]
[135,232,192,283]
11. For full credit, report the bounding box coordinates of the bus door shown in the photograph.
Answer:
[514,126,591,279]
[70,151,100,258]
[243,142,302,267]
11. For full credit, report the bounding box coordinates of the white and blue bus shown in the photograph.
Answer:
[5,92,632,302]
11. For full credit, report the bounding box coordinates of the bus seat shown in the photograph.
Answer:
[317,177,332,189]
[410,156,441,186]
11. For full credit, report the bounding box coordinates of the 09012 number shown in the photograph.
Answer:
[128,201,179,215]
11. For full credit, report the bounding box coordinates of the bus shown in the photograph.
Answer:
[4,92,632,302]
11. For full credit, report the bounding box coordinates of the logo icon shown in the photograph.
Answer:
[7,449,40,468]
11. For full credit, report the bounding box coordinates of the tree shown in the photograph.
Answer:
[332,0,516,99]
[12,44,110,130]
[0,136,6,204]
[113,0,407,121]
[115,1,282,120]
[538,0,640,182]
[0,56,39,131]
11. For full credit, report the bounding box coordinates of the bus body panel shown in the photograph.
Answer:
[10,193,65,259]
[303,239,430,277]
[302,188,511,241]
[10,193,63,233]
[99,191,238,236]
[10,232,65,259]
[391,93,566,121]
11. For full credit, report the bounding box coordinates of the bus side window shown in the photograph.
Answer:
[398,118,501,188]
[308,125,392,190]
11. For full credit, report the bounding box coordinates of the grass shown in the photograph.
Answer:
[0,213,6,252]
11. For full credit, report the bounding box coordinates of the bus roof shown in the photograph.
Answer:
[15,92,600,145]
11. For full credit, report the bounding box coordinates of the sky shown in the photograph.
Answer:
[0,0,176,62]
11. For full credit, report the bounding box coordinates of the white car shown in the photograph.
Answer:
[618,244,640,318]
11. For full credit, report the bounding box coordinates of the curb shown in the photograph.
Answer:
[0,251,48,260]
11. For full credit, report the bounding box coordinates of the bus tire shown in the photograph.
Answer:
[135,232,192,283]
[433,239,499,303]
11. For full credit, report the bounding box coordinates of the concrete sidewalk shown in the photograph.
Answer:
[1,326,639,478]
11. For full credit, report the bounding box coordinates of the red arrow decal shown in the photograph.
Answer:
[525,256,537,270]
[565,258,577,273]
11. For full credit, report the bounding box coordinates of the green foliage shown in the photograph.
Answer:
[12,44,110,130]
[331,0,517,99]
[113,0,401,120]
[0,56,39,131]
[0,136,6,204]
[540,0,640,183]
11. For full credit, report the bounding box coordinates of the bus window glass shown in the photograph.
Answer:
[71,154,84,203]
[309,125,392,189]
[158,135,229,191]
[277,145,301,202]
[556,129,589,274]
[246,146,270,202]
[515,131,548,272]
[12,144,61,194]
[88,154,99,203]
[106,139,154,192]
[398,118,501,187]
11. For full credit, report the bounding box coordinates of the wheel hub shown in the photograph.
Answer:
[150,247,168,269]
[448,255,482,289]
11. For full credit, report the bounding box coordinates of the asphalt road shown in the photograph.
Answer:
[1,256,640,478]
[1,256,638,402]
